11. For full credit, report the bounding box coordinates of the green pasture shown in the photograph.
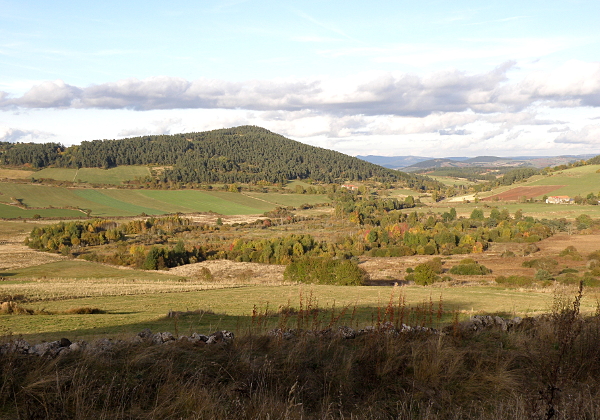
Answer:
[386,188,420,198]
[139,190,269,215]
[2,279,596,343]
[32,166,151,185]
[0,183,86,208]
[0,183,324,218]
[73,190,166,217]
[526,165,600,197]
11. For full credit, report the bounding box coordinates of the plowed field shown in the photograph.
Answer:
[483,185,563,201]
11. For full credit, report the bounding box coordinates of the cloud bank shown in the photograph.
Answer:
[2,61,599,119]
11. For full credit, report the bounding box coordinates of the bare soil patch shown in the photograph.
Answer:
[188,214,265,225]
[483,186,563,201]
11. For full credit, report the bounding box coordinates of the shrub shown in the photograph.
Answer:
[522,258,558,270]
[284,256,369,286]
[556,273,580,285]
[408,258,443,285]
[559,246,583,260]
[587,260,600,270]
[535,269,553,281]
[449,261,491,276]
[196,267,213,281]
[588,250,600,261]
[495,275,534,287]
[583,275,600,287]
[523,243,540,255]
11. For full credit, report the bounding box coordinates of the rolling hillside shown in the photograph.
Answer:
[1,126,440,190]
[445,164,600,203]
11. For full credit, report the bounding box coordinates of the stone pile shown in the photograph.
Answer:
[267,322,440,340]
[0,315,529,358]
[460,315,523,332]
[0,329,235,358]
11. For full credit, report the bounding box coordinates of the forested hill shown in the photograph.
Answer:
[0,126,440,188]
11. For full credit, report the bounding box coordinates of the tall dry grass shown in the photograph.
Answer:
[2,284,600,419]
[3,308,600,419]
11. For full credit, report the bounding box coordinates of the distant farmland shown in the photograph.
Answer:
[0,182,331,218]
[32,166,151,185]
[483,185,563,201]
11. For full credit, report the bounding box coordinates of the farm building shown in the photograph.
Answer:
[546,196,573,204]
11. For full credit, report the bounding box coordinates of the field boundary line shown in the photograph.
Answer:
[240,192,279,206]
[72,168,79,182]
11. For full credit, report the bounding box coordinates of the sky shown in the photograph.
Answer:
[1,0,600,158]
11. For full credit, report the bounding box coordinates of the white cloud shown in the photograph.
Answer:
[2,62,599,121]
[554,124,600,145]
[0,126,55,143]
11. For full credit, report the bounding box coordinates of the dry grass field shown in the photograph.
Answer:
[0,168,35,179]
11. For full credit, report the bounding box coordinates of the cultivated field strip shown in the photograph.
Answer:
[0,278,250,301]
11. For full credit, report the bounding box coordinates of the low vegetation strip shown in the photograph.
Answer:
[0,278,245,301]
[483,185,563,201]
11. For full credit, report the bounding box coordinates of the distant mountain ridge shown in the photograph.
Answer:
[358,154,598,171]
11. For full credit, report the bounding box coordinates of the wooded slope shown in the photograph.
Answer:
[0,126,440,188]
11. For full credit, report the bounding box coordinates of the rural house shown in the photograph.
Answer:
[546,196,573,204]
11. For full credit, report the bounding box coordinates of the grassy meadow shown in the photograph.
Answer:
[0,182,331,218]
[32,166,151,185]
[2,257,596,343]
[526,164,600,197]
